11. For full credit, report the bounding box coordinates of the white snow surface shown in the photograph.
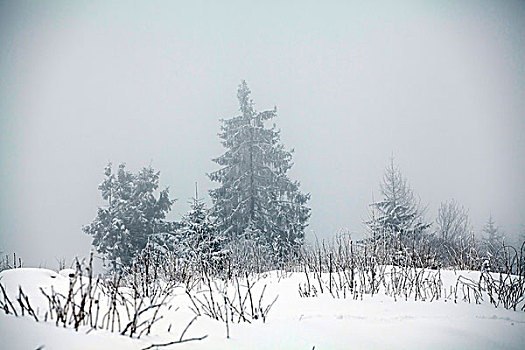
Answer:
[0,267,524,349]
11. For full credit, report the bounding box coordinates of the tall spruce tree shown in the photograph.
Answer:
[367,158,430,247]
[209,81,310,256]
[83,163,173,270]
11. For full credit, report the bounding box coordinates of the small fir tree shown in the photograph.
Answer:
[176,190,226,267]
[367,158,430,247]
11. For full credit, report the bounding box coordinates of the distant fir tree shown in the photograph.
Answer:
[83,163,174,270]
[367,158,430,247]
[176,187,226,267]
[482,215,505,260]
[209,81,310,257]
[517,226,525,249]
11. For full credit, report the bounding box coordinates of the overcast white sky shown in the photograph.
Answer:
[1,0,524,267]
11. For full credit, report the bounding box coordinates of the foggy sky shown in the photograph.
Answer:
[1,0,524,267]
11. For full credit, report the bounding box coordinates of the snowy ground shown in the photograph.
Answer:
[1,268,524,349]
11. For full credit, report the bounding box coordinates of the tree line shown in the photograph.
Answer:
[83,81,310,271]
[83,81,521,272]
[366,158,512,270]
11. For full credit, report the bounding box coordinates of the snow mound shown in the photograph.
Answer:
[58,268,77,278]
[1,268,69,295]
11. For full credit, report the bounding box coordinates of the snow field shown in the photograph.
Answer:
[0,268,524,349]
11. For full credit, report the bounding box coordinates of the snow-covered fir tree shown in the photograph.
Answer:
[83,163,174,270]
[367,158,430,247]
[209,81,310,257]
[176,190,226,267]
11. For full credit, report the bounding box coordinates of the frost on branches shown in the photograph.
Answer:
[83,163,174,270]
[209,81,310,258]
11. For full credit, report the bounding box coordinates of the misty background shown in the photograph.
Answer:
[0,0,524,267]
